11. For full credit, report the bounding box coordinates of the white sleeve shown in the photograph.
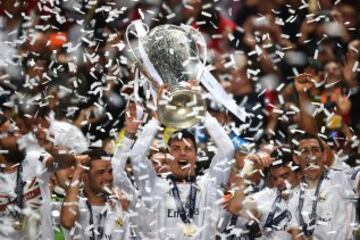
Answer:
[67,127,89,154]
[334,168,360,196]
[130,118,160,207]
[113,137,135,172]
[332,155,352,171]
[203,112,235,187]
[112,137,153,213]
[112,137,136,196]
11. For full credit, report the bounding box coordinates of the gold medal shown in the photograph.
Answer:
[115,217,124,228]
[13,218,24,231]
[318,191,326,202]
[183,224,196,237]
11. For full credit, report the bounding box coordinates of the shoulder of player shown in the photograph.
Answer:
[49,119,73,131]
[325,168,352,181]
[250,187,275,200]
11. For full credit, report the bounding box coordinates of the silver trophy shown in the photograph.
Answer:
[126,22,207,129]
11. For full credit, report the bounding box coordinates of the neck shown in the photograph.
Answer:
[304,176,321,188]
[169,174,196,183]
[84,189,106,206]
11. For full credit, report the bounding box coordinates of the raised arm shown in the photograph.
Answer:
[130,118,160,207]
[203,112,235,186]
[112,102,140,195]
[60,155,89,229]
[294,74,319,135]
[112,137,136,197]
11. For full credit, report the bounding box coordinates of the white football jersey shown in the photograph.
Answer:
[288,169,358,240]
[129,113,235,239]
[0,151,53,240]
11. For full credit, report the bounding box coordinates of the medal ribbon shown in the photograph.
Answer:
[298,170,327,236]
[264,193,282,229]
[170,179,197,224]
[9,162,26,222]
[14,162,24,210]
[86,201,108,240]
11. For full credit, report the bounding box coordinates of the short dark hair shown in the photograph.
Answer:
[16,100,50,119]
[84,148,112,163]
[168,130,197,151]
[269,148,300,172]
[293,132,324,152]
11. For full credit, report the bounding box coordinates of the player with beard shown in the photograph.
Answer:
[127,110,235,239]
[0,114,81,240]
[288,132,360,240]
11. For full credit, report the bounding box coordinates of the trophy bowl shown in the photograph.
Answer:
[126,23,207,129]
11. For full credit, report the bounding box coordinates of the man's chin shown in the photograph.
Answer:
[172,168,194,179]
[304,168,322,180]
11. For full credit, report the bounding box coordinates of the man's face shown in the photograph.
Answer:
[0,119,24,164]
[86,160,113,194]
[0,120,18,150]
[269,166,298,192]
[168,138,197,178]
[298,139,324,181]
[324,61,342,83]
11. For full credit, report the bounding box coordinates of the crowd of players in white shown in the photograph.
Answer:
[0,102,359,240]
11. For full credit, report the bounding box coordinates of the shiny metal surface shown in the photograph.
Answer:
[127,24,207,129]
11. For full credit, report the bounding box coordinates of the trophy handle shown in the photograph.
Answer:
[180,24,208,78]
[135,62,161,90]
[125,21,149,63]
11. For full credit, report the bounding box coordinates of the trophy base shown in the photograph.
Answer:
[158,88,206,129]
